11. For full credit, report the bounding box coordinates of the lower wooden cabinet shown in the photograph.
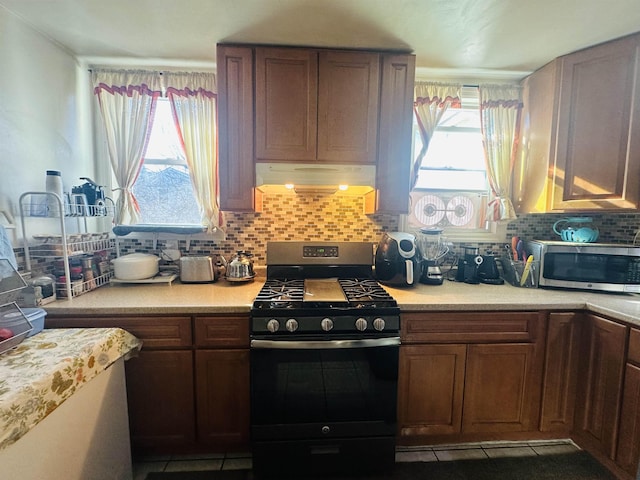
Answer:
[463,343,541,433]
[398,344,466,436]
[398,311,546,442]
[195,349,250,448]
[194,315,250,450]
[574,314,627,460]
[126,350,196,452]
[616,328,640,476]
[616,363,640,475]
[540,312,582,432]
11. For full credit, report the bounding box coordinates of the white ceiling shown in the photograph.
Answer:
[2,0,640,80]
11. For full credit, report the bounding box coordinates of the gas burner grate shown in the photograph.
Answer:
[253,277,397,310]
[339,278,396,304]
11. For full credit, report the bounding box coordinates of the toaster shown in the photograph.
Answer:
[180,256,217,283]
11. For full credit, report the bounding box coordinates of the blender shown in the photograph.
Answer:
[416,227,449,285]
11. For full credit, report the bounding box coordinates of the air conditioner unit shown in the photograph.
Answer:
[408,191,487,229]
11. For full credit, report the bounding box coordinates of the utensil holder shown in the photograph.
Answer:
[501,257,539,288]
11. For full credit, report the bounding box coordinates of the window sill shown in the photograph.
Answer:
[112,224,225,251]
[401,217,508,245]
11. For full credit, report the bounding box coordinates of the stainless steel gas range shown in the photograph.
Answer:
[250,241,400,477]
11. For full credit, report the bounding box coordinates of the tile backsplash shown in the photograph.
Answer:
[15,193,640,272]
[117,193,399,264]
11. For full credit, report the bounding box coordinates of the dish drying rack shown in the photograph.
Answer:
[19,192,116,299]
[0,259,33,354]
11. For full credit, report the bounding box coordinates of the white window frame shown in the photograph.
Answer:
[402,86,507,242]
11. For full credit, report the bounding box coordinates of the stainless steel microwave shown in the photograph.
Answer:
[524,240,640,293]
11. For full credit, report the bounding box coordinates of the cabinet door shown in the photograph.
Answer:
[218,45,256,211]
[398,344,466,437]
[125,350,195,453]
[317,51,380,164]
[375,54,416,214]
[255,48,318,161]
[616,363,640,476]
[195,349,250,449]
[540,312,582,432]
[515,60,559,214]
[552,34,640,210]
[463,343,542,433]
[575,314,627,459]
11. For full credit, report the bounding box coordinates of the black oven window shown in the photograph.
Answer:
[251,346,398,426]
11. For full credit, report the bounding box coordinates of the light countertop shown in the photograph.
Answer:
[41,276,640,327]
[0,327,141,450]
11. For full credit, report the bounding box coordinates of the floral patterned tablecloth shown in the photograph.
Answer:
[0,328,142,450]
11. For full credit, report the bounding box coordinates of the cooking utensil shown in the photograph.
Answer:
[225,251,255,282]
[516,239,525,261]
[511,236,519,261]
[111,253,160,280]
[520,255,535,286]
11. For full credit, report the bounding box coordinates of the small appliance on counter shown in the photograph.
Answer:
[415,227,448,285]
[375,232,421,287]
[454,246,484,284]
[476,251,504,285]
[180,255,223,283]
[525,240,640,293]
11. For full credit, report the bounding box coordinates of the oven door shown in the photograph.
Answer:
[250,336,400,441]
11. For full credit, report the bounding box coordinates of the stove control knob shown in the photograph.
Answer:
[373,317,386,331]
[285,318,299,332]
[266,319,280,333]
[321,318,334,331]
[355,317,368,331]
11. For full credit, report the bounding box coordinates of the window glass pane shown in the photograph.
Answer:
[132,99,201,225]
[409,86,490,232]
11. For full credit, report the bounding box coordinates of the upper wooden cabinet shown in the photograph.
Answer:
[217,45,256,212]
[375,54,416,214]
[255,48,318,161]
[516,33,640,212]
[218,43,415,213]
[255,48,380,164]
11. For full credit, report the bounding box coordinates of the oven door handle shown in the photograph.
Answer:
[250,337,401,350]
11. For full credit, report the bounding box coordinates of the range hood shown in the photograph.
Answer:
[255,163,376,194]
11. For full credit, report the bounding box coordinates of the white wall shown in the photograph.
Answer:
[0,6,94,243]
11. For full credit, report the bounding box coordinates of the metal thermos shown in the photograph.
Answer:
[45,170,64,216]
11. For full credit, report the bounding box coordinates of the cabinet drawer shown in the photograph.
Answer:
[46,315,192,348]
[195,316,250,348]
[402,312,544,344]
[629,328,640,366]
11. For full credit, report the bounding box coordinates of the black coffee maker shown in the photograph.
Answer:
[455,246,483,284]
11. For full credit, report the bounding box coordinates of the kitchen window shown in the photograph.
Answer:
[406,86,505,241]
[132,98,201,225]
